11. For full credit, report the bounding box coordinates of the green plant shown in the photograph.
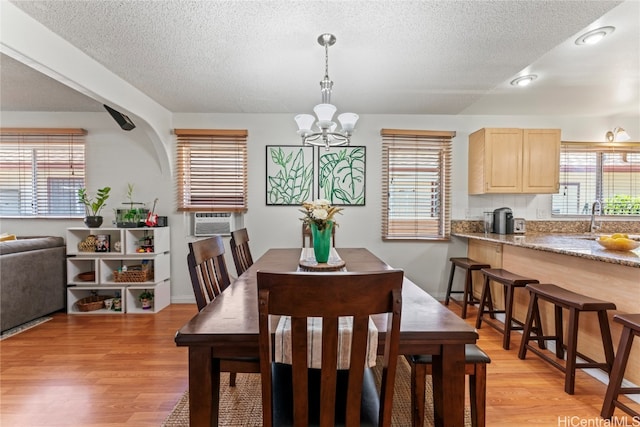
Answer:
[123,183,139,221]
[78,186,111,216]
[138,290,154,301]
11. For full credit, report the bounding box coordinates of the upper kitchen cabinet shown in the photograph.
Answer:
[468,128,560,194]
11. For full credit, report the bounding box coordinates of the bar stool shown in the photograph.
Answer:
[444,257,491,319]
[518,283,616,395]
[601,313,640,420]
[475,268,540,350]
[406,344,491,427]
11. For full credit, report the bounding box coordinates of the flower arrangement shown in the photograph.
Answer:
[299,199,343,231]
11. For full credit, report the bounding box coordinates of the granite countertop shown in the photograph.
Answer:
[452,232,640,268]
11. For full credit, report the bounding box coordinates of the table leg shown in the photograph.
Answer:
[188,347,220,427]
[432,343,465,427]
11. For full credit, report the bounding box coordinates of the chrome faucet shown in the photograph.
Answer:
[590,200,602,233]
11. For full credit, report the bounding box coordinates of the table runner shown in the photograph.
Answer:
[273,248,378,369]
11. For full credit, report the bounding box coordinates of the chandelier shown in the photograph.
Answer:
[294,33,359,150]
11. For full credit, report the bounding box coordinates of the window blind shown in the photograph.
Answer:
[0,128,86,217]
[381,129,454,240]
[552,141,640,216]
[175,129,248,212]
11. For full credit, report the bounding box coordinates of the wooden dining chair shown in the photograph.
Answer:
[187,236,260,386]
[257,269,404,427]
[230,228,254,276]
[302,223,336,247]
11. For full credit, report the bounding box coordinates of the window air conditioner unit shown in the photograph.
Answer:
[193,212,232,236]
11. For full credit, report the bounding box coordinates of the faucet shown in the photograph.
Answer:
[590,200,602,233]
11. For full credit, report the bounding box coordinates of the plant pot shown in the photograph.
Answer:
[141,299,153,310]
[84,216,103,228]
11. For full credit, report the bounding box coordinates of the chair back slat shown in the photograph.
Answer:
[258,269,403,427]
[230,228,254,276]
[187,236,232,312]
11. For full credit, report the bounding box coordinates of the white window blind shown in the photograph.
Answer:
[175,129,248,212]
[552,142,640,216]
[381,129,454,240]
[0,128,86,217]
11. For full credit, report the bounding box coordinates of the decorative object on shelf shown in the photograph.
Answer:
[113,240,122,252]
[113,296,122,312]
[78,235,97,252]
[113,262,152,282]
[138,290,154,310]
[95,234,110,252]
[78,186,111,228]
[145,198,159,227]
[116,183,148,227]
[137,231,154,253]
[77,271,95,282]
[76,294,112,312]
[294,33,359,150]
[299,199,343,263]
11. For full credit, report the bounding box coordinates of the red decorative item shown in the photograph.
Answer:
[145,198,158,226]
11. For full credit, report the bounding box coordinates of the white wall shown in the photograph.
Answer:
[2,111,637,303]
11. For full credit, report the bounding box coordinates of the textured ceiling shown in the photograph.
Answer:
[1,0,638,117]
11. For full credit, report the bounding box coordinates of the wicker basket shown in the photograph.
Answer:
[113,265,152,282]
[76,295,112,312]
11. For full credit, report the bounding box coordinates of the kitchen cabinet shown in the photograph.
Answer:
[468,128,560,194]
[66,227,170,314]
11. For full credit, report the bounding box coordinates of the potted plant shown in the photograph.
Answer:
[116,183,147,227]
[78,186,111,228]
[139,289,154,310]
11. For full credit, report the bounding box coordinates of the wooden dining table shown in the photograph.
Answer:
[174,248,478,427]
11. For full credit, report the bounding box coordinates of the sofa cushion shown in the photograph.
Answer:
[0,236,65,255]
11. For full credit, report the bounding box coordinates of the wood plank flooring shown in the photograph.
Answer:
[1,303,637,426]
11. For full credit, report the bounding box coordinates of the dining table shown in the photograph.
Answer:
[174,247,479,427]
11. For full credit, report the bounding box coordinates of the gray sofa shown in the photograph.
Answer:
[0,236,66,333]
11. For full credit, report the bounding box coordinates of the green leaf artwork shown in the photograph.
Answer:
[318,146,365,205]
[266,146,314,205]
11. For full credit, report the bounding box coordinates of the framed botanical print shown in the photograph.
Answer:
[266,145,314,205]
[317,146,365,205]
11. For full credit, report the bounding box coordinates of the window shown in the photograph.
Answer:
[0,128,86,217]
[552,142,640,216]
[381,129,454,240]
[175,129,248,212]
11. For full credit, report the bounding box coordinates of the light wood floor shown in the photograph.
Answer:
[1,303,637,426]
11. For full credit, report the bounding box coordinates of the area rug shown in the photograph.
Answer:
[0,316,52,341]
[162,357,472,426]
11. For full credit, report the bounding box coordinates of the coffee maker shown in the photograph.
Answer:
[492,207,514,234]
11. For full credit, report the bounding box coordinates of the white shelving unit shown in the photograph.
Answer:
[66,227,171,314]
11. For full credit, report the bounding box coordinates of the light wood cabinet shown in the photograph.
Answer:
[468,128,560,194]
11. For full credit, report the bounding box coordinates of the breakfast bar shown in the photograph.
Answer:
[453,231,640,387]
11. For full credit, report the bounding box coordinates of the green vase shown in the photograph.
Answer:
[311,221,333,263]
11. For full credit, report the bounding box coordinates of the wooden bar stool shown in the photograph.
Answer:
[518,283,616,395]
[601,313,640,420]
[406,344,491,427]
[475,268,540,350]
[444,257,491,319]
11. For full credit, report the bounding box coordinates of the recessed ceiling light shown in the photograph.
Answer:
[575,26,615,45]
[510,75,537,87]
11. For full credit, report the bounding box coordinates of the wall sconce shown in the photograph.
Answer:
[605,127,630,142]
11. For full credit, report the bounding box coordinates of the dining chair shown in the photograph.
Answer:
[257,269,404,427]
[187,236,260,386]
[230,228,254,276]
[302,223,336,247]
